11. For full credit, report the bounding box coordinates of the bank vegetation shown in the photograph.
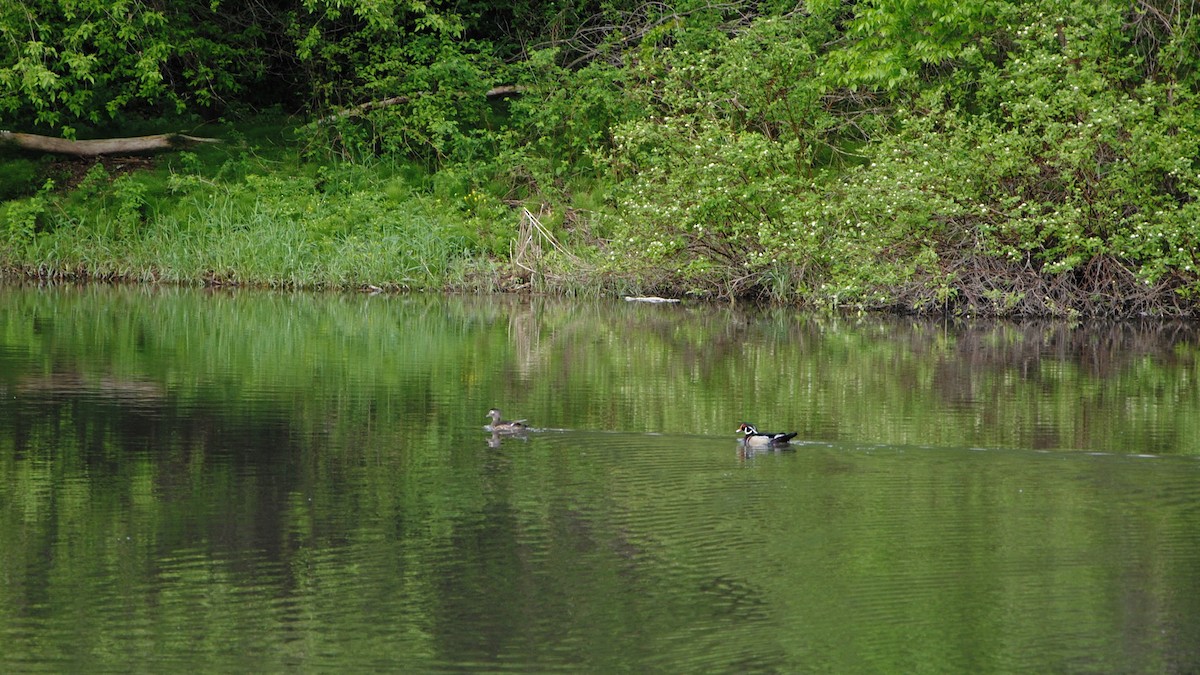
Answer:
[1,0,1198,316]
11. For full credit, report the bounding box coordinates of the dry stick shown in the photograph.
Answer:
[513,208,590,276]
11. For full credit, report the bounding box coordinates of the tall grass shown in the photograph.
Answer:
[0,137,539,290]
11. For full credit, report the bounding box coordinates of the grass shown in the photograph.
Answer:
[0,115,599,293]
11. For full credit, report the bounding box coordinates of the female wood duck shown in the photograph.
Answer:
[737,422,797,447]
[486,408,527,432]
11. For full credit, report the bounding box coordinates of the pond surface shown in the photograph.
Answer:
[2,284,1199,672]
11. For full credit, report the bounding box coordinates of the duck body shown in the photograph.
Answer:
[737,422,797,447]
[486,408,528,432]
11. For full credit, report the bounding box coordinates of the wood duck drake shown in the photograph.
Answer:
[486,408,527,432]
[737,422,797,447]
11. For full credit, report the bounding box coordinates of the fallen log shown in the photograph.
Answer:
[0,130,220,156]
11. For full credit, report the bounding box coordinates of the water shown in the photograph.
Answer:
[2,285,1199,672]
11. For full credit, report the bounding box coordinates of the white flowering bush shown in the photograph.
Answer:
[599,0,1200,315]
[829,2,1200,313]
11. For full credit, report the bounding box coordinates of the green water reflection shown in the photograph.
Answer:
[1,285,1199,671]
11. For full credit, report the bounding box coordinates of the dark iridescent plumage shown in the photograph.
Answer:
[737,422,797,446]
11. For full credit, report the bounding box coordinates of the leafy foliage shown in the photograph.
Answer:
[813,0,999,90]
[0,155,41,199]
[598,0,1200,314]
[3,0,1200,315]
[0,1,275,133]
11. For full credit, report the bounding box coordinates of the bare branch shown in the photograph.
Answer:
[317,85,527,124]
[531,1,762,70]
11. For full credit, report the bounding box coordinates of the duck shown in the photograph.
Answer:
[486,408,527,432]
[737,422,797,447]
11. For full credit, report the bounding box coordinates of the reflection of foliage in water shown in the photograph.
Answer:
[1,285,1200,670]
[2,285,1199,452]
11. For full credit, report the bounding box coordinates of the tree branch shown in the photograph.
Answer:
[318,85,527,124]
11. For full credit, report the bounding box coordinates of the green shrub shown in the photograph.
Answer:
[0,157,41,200]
